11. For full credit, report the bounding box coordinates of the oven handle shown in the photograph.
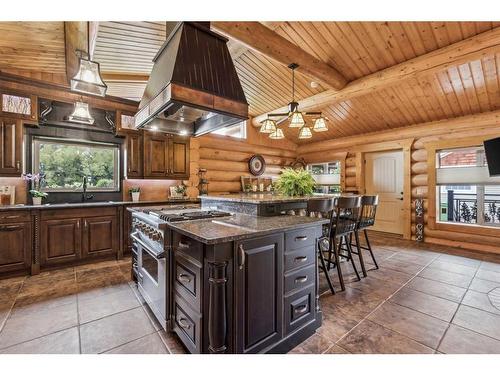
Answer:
[130,233,166,260]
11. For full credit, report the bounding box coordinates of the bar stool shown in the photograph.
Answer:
[307,198,336,295]
[352,195,380,270]
[328,196,363,291]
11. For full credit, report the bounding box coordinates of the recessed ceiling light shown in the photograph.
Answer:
[180,130,188,135]
[310,81,319,88]
[151,125,158,131]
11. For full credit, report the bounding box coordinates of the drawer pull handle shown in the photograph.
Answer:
[0,225,20,231]
[178,241,190,249]
[295,276,308,284]
[3,215,20,219]
[177,274,191,283]
[294,305,308,314]
[238,244,245,270]
[295,235,308,241]
[294,256,308,263]
[178,318,191,330]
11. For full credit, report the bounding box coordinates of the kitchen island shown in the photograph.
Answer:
[130,205,328,354]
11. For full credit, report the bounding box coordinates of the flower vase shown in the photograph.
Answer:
[131,192,140,202]
[32,197,42,206]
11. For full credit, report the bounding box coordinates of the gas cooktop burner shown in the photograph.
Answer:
[149,210,231,222]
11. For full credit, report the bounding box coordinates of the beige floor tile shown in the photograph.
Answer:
[78,286,140,323]
[0,327,79,354]
[438,324,500,354]
[427,260,477,276]
[104,332,168,354]
[475,269,500,284]
[461,290,500,316]
[419,267,473,288]
[452,305,500,340]
[468,277,500,293]
[406,277,466,303]
[288,333,333,354]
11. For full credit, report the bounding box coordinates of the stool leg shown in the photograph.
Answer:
[327,235,334,271]
[346,235,361,281]
[318,245,335,295]
[364,229,379,269]
[333,237,345,291]
[354,229,367,277]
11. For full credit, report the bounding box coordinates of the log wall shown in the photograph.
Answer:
[298,110,500,255]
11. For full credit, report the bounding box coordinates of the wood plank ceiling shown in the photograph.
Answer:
[0,21,498,143]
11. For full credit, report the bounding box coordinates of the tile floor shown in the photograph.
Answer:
[1,233,500,354]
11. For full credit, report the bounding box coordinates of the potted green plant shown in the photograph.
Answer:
[23,173,47,205]
[244,183,252,193]
[129,187,141,202]
[274,168,316,196]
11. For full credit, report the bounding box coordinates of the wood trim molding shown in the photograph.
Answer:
[212,22,347,90]
[254,27,500,126]
[425,134,500,233]
[64,22,89,82]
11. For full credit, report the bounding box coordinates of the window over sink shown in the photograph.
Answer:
[32,137,120,192]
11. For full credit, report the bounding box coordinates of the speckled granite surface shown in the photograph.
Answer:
[166,213,329,244]
[199,193,341,204]
[0,198,200,211]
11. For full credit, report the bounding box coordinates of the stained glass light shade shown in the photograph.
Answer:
[269,128,285,140]
[70,58,107,97]
[313,117,328,132]
[289,109,305,128]
[67,102,95,125]
[260,119,277,133]
[298,126,312,139]
[2,94,31,115]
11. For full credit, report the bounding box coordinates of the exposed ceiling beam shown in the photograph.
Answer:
[253,27,500,126]
[212,21,347,90]
[101,72,149,82]
[88,21,99,59]
[64,21,88,81]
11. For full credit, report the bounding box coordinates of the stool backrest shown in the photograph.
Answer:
[331,196,362,237]
[359,195,379,229]
[307,198,335,214]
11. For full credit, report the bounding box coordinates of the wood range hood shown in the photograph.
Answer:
[134,22,249,136]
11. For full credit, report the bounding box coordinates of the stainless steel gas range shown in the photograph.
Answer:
[130,206,231,330]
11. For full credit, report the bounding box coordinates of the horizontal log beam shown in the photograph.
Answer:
[254,27,500,126]
[212,22,347,90]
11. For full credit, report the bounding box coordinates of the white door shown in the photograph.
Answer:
[364,151,404,235]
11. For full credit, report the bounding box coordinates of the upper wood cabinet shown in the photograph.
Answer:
[0,118,23,176]
[126,132,143,178]
[143,132,190,179]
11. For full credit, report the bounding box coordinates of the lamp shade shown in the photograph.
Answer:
[289,109,305,128]
[70,57,107,97]
[269,128,285,140]
[313,117,328,132]
[67,102,95,125]
[260,119,277,133]
[298,126,312,139]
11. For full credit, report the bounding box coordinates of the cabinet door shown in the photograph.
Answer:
[126,132,143,178]
[144,132,169,177]
[169,136,190,179]
[82,215,118,258]
[234,233,284,353]
[0,222,31,274]
[0,118,22,176]
[40,218,81,266]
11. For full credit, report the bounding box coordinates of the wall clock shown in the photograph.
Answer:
[248,154,266,176]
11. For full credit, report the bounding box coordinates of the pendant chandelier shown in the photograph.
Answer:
[70,50,107,97]
[67,101,95,125]
[260,63,328,140]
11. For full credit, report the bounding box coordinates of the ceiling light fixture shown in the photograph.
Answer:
[67,102,95,125]
[70,50,107,97]
[260,63,328,141]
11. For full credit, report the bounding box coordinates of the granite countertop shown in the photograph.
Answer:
[0,198,200,211]
[199,193,342,204]
[166,213,329,244]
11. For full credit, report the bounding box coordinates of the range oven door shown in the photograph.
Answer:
[131,233,168,330]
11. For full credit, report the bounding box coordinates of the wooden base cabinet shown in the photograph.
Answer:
[0,215,31,274]
[170,226,323,354]
[39,207,119,268]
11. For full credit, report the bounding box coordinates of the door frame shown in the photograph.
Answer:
[357,138,414,240]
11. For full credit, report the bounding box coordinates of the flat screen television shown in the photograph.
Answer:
[484,137,500,177]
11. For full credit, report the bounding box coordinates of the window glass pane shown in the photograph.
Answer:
[212,121,246,139]
[2,94,31,115]
[438,185,477,224]
[328,162,340,174]
[484,185,500,225]
[34,138,119,191]
[310,164,325,174]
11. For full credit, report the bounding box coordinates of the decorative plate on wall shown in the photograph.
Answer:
[248,154,266,176]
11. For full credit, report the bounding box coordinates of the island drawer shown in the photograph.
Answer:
[284,247,315,272]
[173,252,202,312]
[173,294,202,354]
[284,264,315,295]
[284,284,315,336]
[172,232,203,264]
[0,210,30,223]
[285,227,316,252]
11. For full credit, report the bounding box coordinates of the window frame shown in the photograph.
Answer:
[32,136,121,193]
[426,136,500,237]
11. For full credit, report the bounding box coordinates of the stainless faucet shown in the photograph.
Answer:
[82,176,94,202]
